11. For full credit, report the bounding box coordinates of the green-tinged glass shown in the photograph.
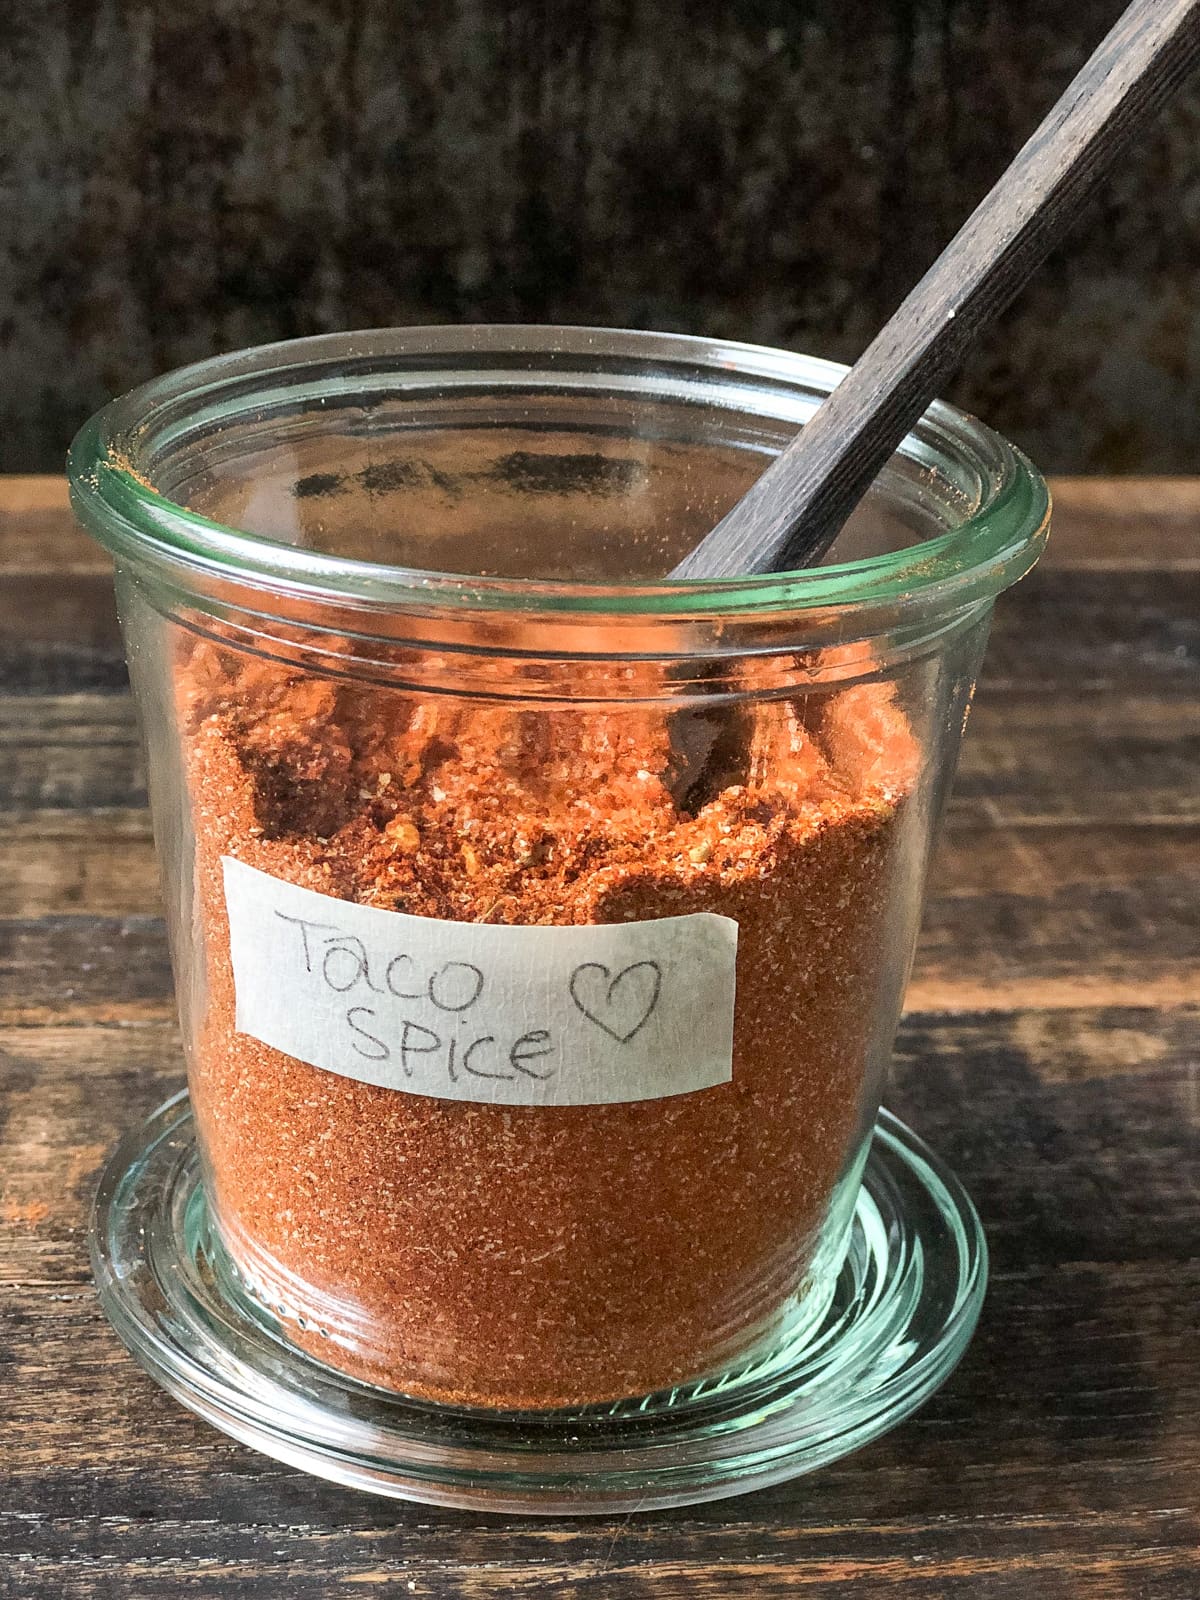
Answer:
[72,327,1046,1510]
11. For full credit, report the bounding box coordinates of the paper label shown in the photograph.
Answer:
[221,857,738,1106]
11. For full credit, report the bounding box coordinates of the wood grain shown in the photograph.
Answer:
[1046,477,1200,569]
[5,690,1197,827]
[10,474,1200,572]
[0,477,1197,1597]
[2,866,1195,1024]
[2,1010,1198,1593]
[672,0,1200,577]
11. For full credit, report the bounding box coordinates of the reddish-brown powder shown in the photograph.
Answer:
[179,640,919,1408]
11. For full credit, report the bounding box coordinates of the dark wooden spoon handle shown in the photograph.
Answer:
[672,0,1200,581]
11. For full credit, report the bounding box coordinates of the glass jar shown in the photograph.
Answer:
[72,327,1047,1471]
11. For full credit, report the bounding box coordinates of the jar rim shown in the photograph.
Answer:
[67,324,1049,624]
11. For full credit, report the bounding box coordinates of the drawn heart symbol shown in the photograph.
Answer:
[568,960,663,1045]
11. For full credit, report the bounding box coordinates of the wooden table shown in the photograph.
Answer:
[1,477,1197,1596]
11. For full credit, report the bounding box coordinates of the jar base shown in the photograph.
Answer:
[91,1091,987,1514]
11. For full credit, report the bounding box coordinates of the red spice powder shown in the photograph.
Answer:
[180,640,919,1408]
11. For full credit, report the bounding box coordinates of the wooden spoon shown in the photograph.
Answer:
[671,0,1200,582]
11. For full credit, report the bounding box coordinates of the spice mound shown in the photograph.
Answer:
[182,643,921,1409]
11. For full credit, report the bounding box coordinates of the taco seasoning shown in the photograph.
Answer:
[72,328,1048,1504]
[180,637,919,1410]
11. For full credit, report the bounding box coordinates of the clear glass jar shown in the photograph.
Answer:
[70,327,1047,1414]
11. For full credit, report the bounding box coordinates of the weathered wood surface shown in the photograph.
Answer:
[9,2,1200,480]
[1,477,1197,1596]
[673,0,1200,579]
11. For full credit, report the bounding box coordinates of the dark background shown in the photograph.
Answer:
[3,0,1199,475]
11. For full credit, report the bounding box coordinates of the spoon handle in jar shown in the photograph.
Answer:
[671,0,1200,581]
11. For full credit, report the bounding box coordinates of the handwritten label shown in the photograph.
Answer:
[222,857,738,1106]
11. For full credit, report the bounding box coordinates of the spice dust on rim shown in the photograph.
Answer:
[92,1092,987,1513]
